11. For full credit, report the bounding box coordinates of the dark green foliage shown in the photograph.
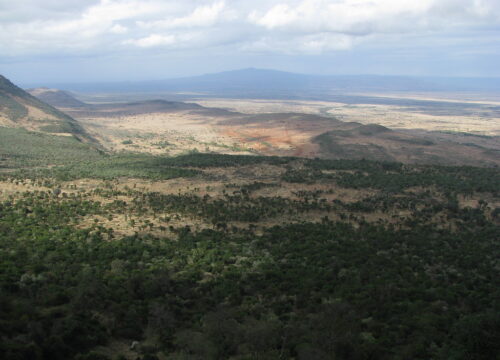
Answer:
[45,154,200,180]
[13,152,290,180]
[331,165,500,194]
[443,312,500,360]
[0,188,498,359]
[281,158,500,194]
[0,148,499,359]
[147,152,293,168]
[143,192,301,223]
[74,353,111,360]
[237,181,280,193]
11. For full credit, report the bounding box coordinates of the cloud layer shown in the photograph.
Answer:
[1,0,500,82]
[1,0,499,56]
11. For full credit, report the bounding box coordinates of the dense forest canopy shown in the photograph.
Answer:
[0,128,499,359]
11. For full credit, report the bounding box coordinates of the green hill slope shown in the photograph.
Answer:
[0,75,94,142]
[0,127,103,169]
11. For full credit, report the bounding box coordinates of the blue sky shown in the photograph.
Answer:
[1,0,499,84]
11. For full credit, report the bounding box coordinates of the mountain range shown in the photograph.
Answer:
[24,68,500,96]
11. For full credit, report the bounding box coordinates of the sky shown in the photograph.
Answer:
[1,0,500,85]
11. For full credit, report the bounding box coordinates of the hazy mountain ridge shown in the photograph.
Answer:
[27,68,500,95]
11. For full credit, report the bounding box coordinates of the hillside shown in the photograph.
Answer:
[312,123,500,165]
[27,87,88,108]
[0,75,93,142]
[0,127,103,170]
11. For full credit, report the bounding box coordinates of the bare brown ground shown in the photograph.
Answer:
[77,111,255,155]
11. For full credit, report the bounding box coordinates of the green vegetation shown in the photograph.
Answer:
[0,75,73,125]
[0,188,498,359]
[286,158,500,194]
[0,75,89,138]
[0,128,198,180]
[201,140,253,152]
[0,92,28,121]
[39,120,85,134]
[151,140,170,148]
[0,127,103,168]
[44,154,200,181]
[137,152,293,168]
[0,135,499,359]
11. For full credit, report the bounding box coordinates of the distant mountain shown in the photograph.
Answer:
[168,68,312,91]
[0,75,94,142]
[27,87,87,108]
[31,68,500,96]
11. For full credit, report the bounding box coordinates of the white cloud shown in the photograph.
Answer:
[110,24,128,34]
[250,0,500,34]
[242,32,353,54]
[249,0,437,34]
[0,0,172,54]
[138,1,227,29]
[123,34,176,47]
[0,0,499,57]
[170,1,225,27]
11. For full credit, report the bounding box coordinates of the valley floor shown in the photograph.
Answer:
[62,92,500,166]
